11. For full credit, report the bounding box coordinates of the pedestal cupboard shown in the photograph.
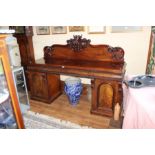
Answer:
[27,71,61,103]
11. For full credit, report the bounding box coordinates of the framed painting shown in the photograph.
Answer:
[9,26,25,34]
[88,26,106,34]
[69,26,85,32]
[36,26,50,35]
[51,26,67,34]
[0,26,9,30]
[111,26,143,33]
[146,28,155,74]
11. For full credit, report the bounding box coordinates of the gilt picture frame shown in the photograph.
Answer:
[36,26,50,35]
[51,26,67,34]
[69,26,85,32]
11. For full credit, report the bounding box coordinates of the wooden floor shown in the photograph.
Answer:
[29,92,122,129]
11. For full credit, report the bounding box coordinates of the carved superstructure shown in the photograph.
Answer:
[44,36,124,64]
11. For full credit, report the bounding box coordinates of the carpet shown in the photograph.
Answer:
[23,111,92,129]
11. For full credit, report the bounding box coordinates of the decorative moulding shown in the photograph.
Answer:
[108,46,124,61]
[67,35,91,52]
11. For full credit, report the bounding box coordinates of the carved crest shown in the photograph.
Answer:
[67,35,91,52]
[108,46,124,61]
[44,46,53,59]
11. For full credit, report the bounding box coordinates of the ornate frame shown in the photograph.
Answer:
[69,26,85,32]
[36,26,50,35]
[51,26,67,34]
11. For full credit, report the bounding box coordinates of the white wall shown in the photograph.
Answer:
[32,26,151,83]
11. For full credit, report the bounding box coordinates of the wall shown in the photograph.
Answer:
[32,26,151,83]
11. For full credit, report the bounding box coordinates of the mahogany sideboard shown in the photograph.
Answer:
[27,35,125,117]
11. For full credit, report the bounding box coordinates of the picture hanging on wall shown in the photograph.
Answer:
[69,26,85,32]
[88,26,106,34]
[111,26,143,33]
[9,26,25,33]
[51,26,67,34]
[36,26,50,35]
[146,29,155,74]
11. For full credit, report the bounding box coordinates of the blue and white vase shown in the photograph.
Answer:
[64,77,83,106]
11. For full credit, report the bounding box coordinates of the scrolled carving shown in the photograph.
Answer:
[44,46,53,59]
[67,35,91,52]
[108,46,124,61]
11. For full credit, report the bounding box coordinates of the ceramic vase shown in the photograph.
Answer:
[64,77,83,106]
